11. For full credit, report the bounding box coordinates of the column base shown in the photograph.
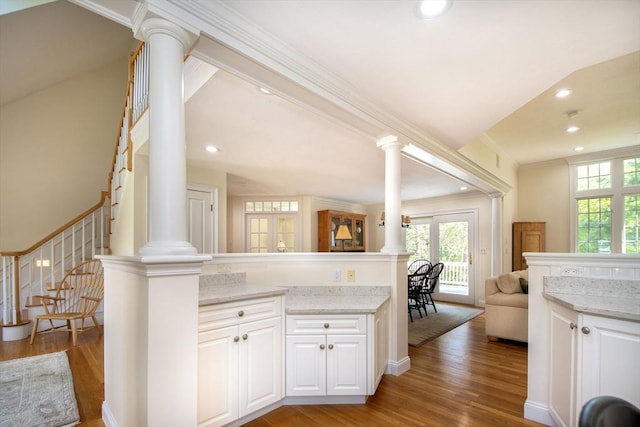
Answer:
[139,240,198,256]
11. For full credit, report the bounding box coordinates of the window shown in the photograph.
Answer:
[571,154,640,253]
[245,199,300,252]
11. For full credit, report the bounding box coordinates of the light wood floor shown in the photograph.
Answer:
[0,314,542,427]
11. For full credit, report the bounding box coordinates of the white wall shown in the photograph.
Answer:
[0,60,128,251]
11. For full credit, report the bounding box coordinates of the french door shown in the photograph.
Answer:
[406,212,475,305]
[246,214,298,252]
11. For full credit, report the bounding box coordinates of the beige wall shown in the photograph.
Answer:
[517,160,571,252]
[0,60,128,251]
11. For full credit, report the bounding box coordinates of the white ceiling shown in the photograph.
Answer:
[2,0,639,205]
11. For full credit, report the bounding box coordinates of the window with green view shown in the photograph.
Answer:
[624,194,639,254]
[577,197,611,253]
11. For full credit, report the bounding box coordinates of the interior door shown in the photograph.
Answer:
[187,187,215,253]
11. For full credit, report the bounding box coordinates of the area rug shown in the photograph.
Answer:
[0,351,80,427]
[409,302,484,347]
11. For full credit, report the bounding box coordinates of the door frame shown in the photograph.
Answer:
[187,184,218,254]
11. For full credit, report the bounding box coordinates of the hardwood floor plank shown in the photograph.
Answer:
[0,313,543,426]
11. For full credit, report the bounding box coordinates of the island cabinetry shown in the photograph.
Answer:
[286,314,367,398]
[548,301,640,427]
[198,296,284,427]
[317,210,366,252]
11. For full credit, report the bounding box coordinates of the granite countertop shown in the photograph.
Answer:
[543,276,640,322]
[285,286,391,314]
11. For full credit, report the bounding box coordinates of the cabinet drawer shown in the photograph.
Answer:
[286,314,366,335]
[199,296,282,332]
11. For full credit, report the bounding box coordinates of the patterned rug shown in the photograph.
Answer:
[0,351,80,427]
[409,302,484,347]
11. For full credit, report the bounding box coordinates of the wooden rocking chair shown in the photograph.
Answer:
[30,259,104,346]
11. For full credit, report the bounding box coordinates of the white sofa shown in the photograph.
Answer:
[485,270,528,343]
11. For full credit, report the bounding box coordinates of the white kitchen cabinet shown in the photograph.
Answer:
[548,301,640,427]
[285,306,388,401]
[286,314,367,397]
[549,302,579,427]
[198,296,284,427]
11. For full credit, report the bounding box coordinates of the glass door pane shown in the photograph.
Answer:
[247,215,269,253]
[276,216,296,252]
[433,213,474,305]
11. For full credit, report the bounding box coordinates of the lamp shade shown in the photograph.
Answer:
[335,224,352,240]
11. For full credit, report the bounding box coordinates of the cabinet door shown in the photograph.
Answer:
[326,334,367,395]
[372,303,388,393]
[286,335,326,396]
[239,317,283,417]
[198,326,239,427]
[579,314,640,412]
[549,303,578,427]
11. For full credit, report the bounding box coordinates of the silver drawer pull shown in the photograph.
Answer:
[581,326,591,335]
[319,344,325,350]
[238,310,244,317]
[324,323,330,329]
[570,322,577,330]
[242,334,248,340]
[233,336,239,342]
[328,344,334,350]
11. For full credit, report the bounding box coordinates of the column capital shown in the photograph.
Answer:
[135,17,198,51]
[376,134,405,151]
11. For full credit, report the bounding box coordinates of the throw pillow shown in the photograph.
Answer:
[497,273,523,294]
[520,278,529,294]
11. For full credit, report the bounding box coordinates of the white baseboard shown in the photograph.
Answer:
[524,399,554,426]
[386,356,411,376]
[284,395,367,405]
[102,401,118,427]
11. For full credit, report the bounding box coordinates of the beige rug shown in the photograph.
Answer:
[409,302,484,347]
[0,351,80,427]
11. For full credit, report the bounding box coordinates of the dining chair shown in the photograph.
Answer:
[408,263,430,321]
[421,262,444,314]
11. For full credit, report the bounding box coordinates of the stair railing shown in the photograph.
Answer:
[0,192,110,326]
[0,42,149,328]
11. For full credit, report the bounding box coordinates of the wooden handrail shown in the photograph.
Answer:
[0,191,110,258]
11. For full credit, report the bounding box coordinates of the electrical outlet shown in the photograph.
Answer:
[347,270,355,282]
[332,270,341,282]
[561,267,581,276]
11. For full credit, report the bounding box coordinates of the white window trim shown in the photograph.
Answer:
[568,148,640,253]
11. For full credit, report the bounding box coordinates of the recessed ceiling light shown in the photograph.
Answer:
[555,88,572,98]
[460,186,468,191]
[574,146,585,152]
[258,87,272,95]
[414,0,453,20]
[566,126,580,133]
[205,145,219,153]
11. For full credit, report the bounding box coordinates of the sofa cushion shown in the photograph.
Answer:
[485,292,528,309]
[497,272,523,294]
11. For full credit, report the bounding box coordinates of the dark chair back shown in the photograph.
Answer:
[425,262,444,293]
[579,396,640,427]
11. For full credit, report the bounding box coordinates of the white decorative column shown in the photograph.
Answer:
[377,135,405,253]
[138,18,196,256]
[490,193,504,275]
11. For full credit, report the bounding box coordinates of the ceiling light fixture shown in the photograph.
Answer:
[414,0,453,20]
[574,146,585,152]
[258,87,272,95]
[205,145,219,153]
[555,88,572,98]
[460,186,468,191]
[566,126,580,133]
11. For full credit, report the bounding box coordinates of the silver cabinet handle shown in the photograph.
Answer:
[319,344,325,350]
[242,334,248,340]
[324,323,330,329]
[581,326,591,335]
[570,322,577,330]
[233,336,239,342]
[328,344,334,350]
[238,310,244,317]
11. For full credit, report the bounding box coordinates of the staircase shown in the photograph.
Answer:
[0,42,148,340]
